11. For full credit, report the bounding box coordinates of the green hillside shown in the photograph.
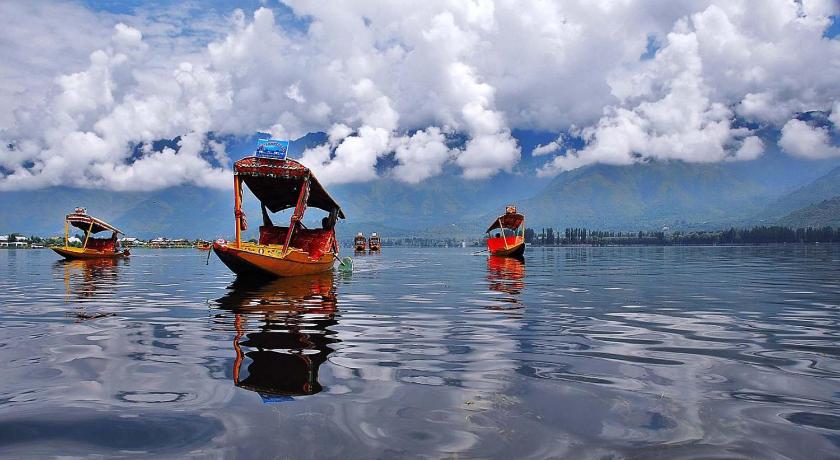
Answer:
[757,166,840,222]
[778,196,840,228]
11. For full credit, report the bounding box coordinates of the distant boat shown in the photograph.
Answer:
[195,240,212,251]
[485,205,525,258]
[213,140,345,278]
[52,208,130,260]
[354,232,367,252]
[368,232,381,251]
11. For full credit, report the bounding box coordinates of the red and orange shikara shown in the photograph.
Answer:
[354,232,367,252]
[52,208,129,260]
[213,141,345,278]
[368,232,381,251]
[485,205,525,258]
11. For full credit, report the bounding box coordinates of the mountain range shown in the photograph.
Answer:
[1,132,839,240]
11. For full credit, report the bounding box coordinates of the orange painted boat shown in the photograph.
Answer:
[368,232,381,251]
[354,233,367,252]
[52,208,130,260]
[195,241,212,251]
[485,205,525,258]
[213,140,345,278]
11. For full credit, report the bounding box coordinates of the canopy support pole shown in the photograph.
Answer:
[64,220,69,248]
[282,178,310,255]
[498,218,509,250]
[234,175,242,249]
[82,221,93,250]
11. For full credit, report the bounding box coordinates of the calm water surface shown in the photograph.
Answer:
[1,246,839,458]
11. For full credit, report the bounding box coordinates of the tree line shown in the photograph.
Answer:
[525,226,840,246]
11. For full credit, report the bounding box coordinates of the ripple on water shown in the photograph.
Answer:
[0,246,839,458]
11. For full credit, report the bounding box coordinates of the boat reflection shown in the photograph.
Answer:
[485,256,525,310]
[58,258,122,297]
[215,273,340,401]
[56,258,123,319]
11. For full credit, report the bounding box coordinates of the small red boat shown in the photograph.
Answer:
[354,233,367,252]
[368,232,381,251]
[485,205,525,258]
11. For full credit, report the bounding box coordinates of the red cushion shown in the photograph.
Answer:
[87,237,116,252]
[259,226,288,245]
[258,226,334,259]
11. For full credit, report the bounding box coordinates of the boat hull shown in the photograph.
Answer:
[213,242,336,278]
[488,240,525,258]
[52,247,128,260]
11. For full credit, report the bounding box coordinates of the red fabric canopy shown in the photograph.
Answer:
[486,212,524,234]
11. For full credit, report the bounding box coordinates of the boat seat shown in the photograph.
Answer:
[259,226,334,259]
[259,226,289,246]
[86,237,116,252]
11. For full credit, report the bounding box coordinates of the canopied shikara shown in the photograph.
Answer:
[486,205,525,258]
[368,232,381,251]
[52,208,129,260]
[354,232,367,252]
[213,150,345,278]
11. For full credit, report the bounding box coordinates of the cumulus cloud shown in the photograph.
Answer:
[778,119,840,159]
[1,0,840,190]
[532,136,563,157]
[538,1,840,176]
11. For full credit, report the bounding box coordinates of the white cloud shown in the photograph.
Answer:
[1,0,840,190]
[532,137,563,157]
[538,2,840,176]
[392,127,453,183]
[779,119,840,159]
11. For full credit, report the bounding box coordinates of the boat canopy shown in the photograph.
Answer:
[66,211,123,235]
[486,212,524,234]
[235,156,345,219]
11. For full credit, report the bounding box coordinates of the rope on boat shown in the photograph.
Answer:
[206,247,213,265]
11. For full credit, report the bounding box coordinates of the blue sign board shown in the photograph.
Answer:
[255,138,289,160]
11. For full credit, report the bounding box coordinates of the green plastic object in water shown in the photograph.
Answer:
[339,257,353,272]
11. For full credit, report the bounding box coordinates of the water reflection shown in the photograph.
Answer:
[215,274,340,400]
[57,258,122,299]
[485,256,524,309]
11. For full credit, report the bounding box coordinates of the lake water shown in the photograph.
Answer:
[0,246,839,458]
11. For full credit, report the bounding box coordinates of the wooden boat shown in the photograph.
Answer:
[195,240,212,251]
[213,140,345,278]
[354,232,367,251]
[368,232,381,251]
[52,208,129,260]
[485,205,525,258]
